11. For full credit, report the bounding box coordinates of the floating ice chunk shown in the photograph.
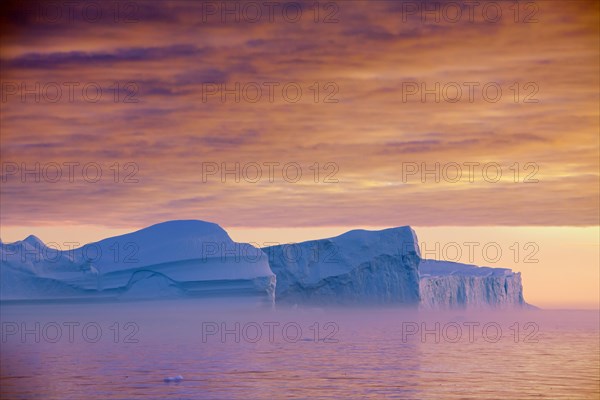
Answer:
[163,375,184,383]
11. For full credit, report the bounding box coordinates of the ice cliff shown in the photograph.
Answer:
[263,228,527,309]
[0,221,275,304]
[262,227,421,305]
[0,221,529,309]
[419,260,527,309]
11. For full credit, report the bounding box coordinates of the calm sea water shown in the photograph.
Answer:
[1,301,598,399]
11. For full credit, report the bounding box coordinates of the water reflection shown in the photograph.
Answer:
[1,301,598,399]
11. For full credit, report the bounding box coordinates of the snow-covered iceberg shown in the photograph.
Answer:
[262,227,421,305]
[419,260,527,309]
[1,221,530,309]
[263,227,528,309]
[0,221,275,304]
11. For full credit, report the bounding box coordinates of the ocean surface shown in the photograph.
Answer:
[1,301,598,399]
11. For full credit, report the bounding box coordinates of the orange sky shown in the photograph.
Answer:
[1,0,598,228]
[0,1,598,306]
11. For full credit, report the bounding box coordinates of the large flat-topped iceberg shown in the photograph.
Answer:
[1,221,530,309]
[263,227,421,305]
[0,220,275,303]
[419,260,526,309]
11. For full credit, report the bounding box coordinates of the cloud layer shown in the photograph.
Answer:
[1,0,598,228]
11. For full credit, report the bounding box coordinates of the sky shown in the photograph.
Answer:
[0,0,598,308]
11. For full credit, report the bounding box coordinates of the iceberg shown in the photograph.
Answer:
[419,260,527,309]
[263,227,528,309]
[262,227,421,305]
[1,220,530,309]
[0,220,275,304]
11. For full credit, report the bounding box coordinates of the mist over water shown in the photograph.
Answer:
[1,300,598,399]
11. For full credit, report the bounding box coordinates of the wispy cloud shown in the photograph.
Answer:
[1,0,598,228]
